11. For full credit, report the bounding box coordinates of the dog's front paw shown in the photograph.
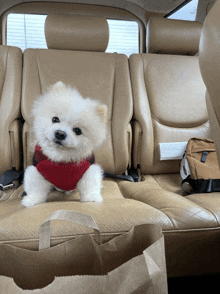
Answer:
[21,195,45,207]
[80,193,103,203]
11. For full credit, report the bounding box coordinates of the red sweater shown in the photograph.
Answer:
[33,144,94,191]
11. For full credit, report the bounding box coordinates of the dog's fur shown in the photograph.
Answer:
[21,81,107,207]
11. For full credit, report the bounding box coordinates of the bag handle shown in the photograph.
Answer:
[39,210,101,250]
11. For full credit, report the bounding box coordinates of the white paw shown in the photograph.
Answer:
[80,193,103,203]
[21,195,45,207]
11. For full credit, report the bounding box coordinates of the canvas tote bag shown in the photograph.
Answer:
[0,210,168,294]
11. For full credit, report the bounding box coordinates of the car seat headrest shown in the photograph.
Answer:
[147,17,203,55]
[45,14,109,52]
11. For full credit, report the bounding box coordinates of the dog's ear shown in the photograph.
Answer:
[52,81,66,92]
[97,105,108,123]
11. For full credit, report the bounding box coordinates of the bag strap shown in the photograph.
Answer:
[39,210,101,250]
[181,176,220,194]
[201,151,209,163]
[181,176,196,194]
[180,152,191,180]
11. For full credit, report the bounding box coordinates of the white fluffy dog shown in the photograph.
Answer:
[21,81,107,207]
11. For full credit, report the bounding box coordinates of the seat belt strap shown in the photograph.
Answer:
[104,172,135,182]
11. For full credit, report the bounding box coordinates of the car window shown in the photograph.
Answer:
[168,0,199,21]
[7,13,139,57]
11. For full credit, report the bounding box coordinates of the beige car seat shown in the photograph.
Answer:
[199,0,220,167]
[0,15,168,250]
[119,17,220,277]
[0,45,22,202]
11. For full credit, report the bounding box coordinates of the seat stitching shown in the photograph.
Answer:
[160,209,176,228]
[152,115,209,129]
[140,54,155,166]
[160,205,218,228]
[163,226,220,234]
[141,54,151,113]
[111,53,117,174]
[185,197,220,225]
[150,175,164,188]
[35,50,42,95]
[161,206,219,228]
[118,180,175,228]
[151,175,219,226]
[0,46,9,102]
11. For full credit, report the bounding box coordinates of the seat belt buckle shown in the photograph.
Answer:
[0,183,14,191]
[0,169,24,191]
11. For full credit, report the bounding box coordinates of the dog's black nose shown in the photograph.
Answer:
[55,130,67,141]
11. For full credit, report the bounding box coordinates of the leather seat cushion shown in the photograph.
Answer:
[118,174,220,230]
[0,179,172,250]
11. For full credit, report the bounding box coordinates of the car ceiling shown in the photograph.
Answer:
[0,0,188,17]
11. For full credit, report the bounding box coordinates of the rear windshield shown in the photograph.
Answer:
[168,0,199,21]
[7,13,139,57]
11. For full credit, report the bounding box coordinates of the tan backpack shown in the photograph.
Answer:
[180,138,220,194]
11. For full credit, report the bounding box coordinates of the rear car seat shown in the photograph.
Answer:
[0,15,170,250]
[119,17,220,277]
[199,0,220,167]
[0,45,22,204]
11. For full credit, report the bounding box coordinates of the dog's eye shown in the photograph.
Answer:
[52,117,60,123]
[73,128,82,135]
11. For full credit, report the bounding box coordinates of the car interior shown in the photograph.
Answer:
[0,0,220,292]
